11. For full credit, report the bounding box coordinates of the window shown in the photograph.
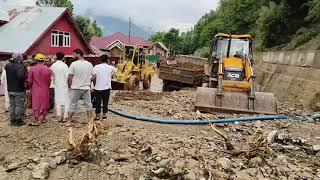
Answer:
[51,30,70,47]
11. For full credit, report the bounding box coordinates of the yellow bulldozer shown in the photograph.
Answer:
[112,45,155,90]
[195,33,277,115]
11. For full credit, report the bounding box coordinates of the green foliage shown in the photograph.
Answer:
[75,16,103,42]
[163,28,182,53]
[285,27,319,49]
[255,2,288,48]
[149,32,166,43]
[307,0,320,22]
[36,0,74,14]
[92,20,103,37]
[194,47,211,58]
[151,0,318,55]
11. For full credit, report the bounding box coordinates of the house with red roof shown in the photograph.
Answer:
[90,32,151,62]
[0,5,93,61]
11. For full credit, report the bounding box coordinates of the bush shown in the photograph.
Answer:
[194,47,211,58]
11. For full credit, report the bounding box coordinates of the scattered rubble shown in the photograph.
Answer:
[0,90,319,179]
[32,162,50,179]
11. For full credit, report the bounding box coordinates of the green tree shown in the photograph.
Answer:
[163,28,182,54]
[75,15,103,41]
[149,32,166,43]
[255,1,290,48]
[194,47,211,58]
[92,20,103,37]
[36,0,74,14]
[307,0,320,22]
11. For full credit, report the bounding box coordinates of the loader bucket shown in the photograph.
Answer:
[195,87,277,115]
[111,80,126,90]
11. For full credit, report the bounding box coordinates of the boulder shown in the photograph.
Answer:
[217,157,232,170]
[32,162,50,179]
[313,145,320,152]
[266,130,278,144]
[5,162,20,172]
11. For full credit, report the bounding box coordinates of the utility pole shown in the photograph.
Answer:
[128,17,131,45]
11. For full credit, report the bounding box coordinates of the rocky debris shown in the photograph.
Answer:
[113,91,165,102]
[210,169,229,179]
[217,157,232,170]
[140,145,152,154]
[49,160,57,169]
[114,154,131,162]
[32,162,50,179]
[26,163,35,170]
[312,145,320,152]
[184,170,197,180]
[0,90,319,179]
[153,167,165,175]
[52,149,67,157]
[157,159,170,167]
[267,130,278,144]
[155,156,162,162]
[54,155,66,165]
[5,162,21,172]
[311,102,320,112]
[235,168,258,179]
[248,157,263,168]
[69,159,79,165]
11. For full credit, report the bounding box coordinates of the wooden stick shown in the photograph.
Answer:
[210,124,234,150]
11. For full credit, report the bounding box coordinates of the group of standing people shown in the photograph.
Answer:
[1,49,117,127]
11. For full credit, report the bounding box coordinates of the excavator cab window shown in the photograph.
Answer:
[133,51,139,66]
[126,48,134,61]
[139,51,146,68]
[215,37,229,58]
[229,39,250,58]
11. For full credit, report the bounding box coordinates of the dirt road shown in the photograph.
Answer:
[0,89,319,179]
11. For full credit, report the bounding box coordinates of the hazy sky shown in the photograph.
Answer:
[1,0,219,31]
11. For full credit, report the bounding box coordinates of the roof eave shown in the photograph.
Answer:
[66,10,94,54]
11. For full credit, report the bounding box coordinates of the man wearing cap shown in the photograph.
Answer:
[27,54,53,126]
[5,53,27,126]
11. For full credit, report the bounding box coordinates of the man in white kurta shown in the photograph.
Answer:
[1,66,9,112]
[50,52,69,122]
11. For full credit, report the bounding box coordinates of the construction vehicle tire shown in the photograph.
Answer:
[162,80,168,92]
[128,75,139,91]
[143,75,151,89]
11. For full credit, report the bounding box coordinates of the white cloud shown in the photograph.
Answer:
[0,0,36,6]
[1,0,219,31]
[71,0,219,31]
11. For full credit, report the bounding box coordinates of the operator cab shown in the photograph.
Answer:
[123,45,148,68]
[210,34,253,85]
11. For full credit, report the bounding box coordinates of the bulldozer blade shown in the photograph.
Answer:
[111,81,126,90]
[195,87,277,115]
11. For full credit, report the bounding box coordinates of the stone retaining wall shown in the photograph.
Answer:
[262,51,320,69]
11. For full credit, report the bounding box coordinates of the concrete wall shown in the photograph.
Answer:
[256,51,320,107]
[262,51,320,69]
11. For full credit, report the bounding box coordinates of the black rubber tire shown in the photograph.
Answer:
[143,75,151,89]
[162,80,168,92]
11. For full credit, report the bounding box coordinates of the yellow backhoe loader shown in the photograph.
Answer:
[112,45,155,90]
[195,33,277,114]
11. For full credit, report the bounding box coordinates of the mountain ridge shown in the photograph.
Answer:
[92,15,153,39]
